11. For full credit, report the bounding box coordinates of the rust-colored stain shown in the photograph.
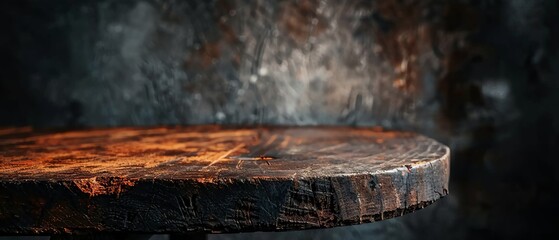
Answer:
[194,42,222,68]
[183,0,241,69]
[279,0,328,44]
[372,0,432,92]
[370,0,477,94]
[0,125,448,186]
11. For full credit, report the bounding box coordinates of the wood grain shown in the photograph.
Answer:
[0,125,450,234]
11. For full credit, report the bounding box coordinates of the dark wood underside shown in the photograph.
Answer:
[0,125,450,234]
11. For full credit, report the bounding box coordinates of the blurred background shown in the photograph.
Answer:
[1,0,558,239]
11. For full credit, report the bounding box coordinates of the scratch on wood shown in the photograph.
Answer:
[205,143,245,168]
[73,177,136,197]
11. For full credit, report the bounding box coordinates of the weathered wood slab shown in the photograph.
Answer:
[0,125,449,234]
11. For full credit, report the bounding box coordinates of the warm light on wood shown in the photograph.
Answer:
[0,125,449,234]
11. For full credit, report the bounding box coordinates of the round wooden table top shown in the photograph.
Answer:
[0,125,449,234]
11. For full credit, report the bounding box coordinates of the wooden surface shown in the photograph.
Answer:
[0,125,450,235]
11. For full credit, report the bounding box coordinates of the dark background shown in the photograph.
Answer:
[1,0,559,239]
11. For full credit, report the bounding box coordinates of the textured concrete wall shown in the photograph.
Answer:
[1,0,462,128]
[1,0,559,239]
